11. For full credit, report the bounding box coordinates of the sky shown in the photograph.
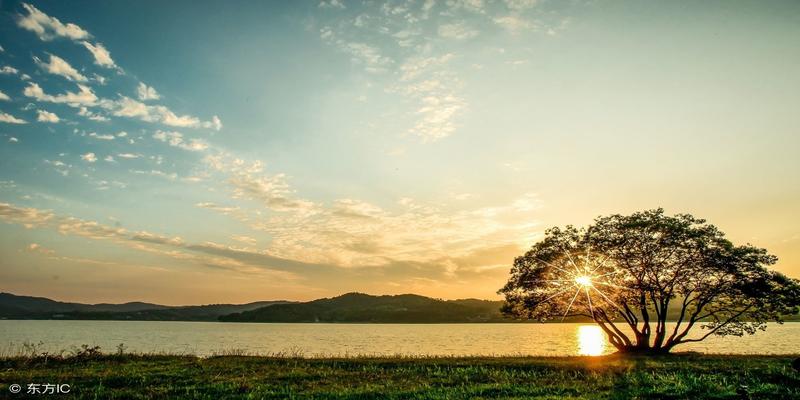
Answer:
[0,0,798,305]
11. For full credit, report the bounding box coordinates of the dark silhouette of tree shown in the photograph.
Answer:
[500,209,800,354]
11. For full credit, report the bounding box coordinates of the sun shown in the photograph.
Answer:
[575,275,593,287]
[534,248,626,323]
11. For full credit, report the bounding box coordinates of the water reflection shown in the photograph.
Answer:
[577,325,606,356]
[1,321,796,357]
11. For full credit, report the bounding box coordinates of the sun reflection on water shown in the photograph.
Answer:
[577,325,606,356]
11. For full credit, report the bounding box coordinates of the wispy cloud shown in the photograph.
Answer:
[504,0,539,11]
[16,3,90,41]
[77,106,108,121]
[88,132,115,140]
[438,22,480,39]
[205,155,316,213]
[152,130,209,151]
[0,202,305,277]
[81,152,97,163]
[101,96,222,130]
[494,15,536,32]
[81,41,118,69]
[36,109,60,123]
[24,82,98,107]
[34,54,88,82]
[201,155,541,271]
[137,82,160,101]
[0,112,27,124]
[116,153,142,159]
[1,66,19,75]
[318,0,345,10]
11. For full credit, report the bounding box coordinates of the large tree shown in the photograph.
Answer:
[500,209,800,354]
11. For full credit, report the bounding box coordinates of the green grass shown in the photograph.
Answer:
[1,352,798,399]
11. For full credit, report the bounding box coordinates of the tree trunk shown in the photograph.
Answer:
[615,344,672,355]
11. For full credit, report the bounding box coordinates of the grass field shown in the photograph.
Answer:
[1,351,798,399]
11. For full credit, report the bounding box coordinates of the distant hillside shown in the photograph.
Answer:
[219,292,510,323]
[4,291,795,323]
[0,292,167,316]
[0,292,291,321]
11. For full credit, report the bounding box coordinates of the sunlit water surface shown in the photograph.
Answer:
[1,321,797,357]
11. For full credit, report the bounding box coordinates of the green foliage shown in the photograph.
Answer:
[1,353,798,399]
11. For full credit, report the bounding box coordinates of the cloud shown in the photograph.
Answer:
[438,22,479,39]
[317,5,474,142]
[319,0,345,9]
[0,66,19,75]
[116,153,141,159]
[0,112,27,124]
[130,169,178,180]
[104,96,147,118]
[202,155,540,272]
[77,106,108,121]
[315,1,561,144]
[25,83,216,132]
[196,202,241,215]
[81,42,117,69]
[0,90,9,101]
[393,55,466,141]
[319,27,393,74]
[101,96,221,130]
[24,82,98,107]
[411,94,466,141]
[445,0,486,13]
[81,152,97,163]
[16,3,90,41]
[232,235,257,246]
[152,130,209,152]
[342,42,393,73]
[205,155,316,213]
[27,243,55,255]
[36,109,60,123]
[137,82,160,101]
[2,202,529,289]
[210,115,223,131]
[89,132,115,140]
[43,159,72,176]
[494,15,536,32]
[34,54,88,82]
[504,0,538,11]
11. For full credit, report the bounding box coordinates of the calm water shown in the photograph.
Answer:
[1,321,798,357]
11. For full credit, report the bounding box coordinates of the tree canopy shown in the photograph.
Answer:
[500,209,800,353]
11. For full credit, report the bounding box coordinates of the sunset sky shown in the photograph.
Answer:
[1,0,798,305]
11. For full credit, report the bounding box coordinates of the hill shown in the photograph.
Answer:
[0,292,290,321]
[219,292,509,323]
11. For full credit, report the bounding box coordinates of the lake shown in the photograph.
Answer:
[1,321,798,357]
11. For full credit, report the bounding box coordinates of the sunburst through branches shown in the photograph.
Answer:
[536,247,627,322]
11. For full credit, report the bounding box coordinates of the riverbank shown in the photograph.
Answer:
[1,353,798,399]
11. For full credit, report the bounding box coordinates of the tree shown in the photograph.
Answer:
[499,209,800,354]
